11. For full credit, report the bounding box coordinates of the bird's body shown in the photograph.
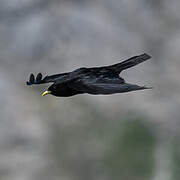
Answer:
[27,53,152,97]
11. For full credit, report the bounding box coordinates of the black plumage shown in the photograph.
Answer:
[27,53,152,97]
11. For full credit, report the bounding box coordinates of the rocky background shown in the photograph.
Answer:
[0,0,180,179]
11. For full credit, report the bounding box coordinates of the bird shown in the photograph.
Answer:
[27,53,152,97]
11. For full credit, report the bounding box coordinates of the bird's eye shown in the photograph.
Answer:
[53,85,57,90]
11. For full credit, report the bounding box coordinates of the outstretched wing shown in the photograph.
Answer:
[70,76,150,95]
[26,72,69,85]
[107,53,151,73]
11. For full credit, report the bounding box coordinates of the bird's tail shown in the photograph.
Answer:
[109,53,151,73]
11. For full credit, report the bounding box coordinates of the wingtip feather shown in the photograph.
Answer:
[140,53,152,60]
[36,73,43,82]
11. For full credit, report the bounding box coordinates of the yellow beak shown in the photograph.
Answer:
[42,90,51,96]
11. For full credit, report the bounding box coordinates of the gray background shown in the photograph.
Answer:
[0,0,180,179]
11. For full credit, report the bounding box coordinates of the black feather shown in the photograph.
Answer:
[30,74,35,83]
[36,73,42,83]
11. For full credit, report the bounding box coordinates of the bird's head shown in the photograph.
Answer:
[42,84,59,97]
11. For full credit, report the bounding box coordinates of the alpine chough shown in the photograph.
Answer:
[27,53,152,97]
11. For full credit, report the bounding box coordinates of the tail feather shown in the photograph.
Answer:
[110,53,151,73]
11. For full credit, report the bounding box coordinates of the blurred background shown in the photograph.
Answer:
[0,0,180,179]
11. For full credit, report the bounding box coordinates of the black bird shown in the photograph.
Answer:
[27,53,152,97]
